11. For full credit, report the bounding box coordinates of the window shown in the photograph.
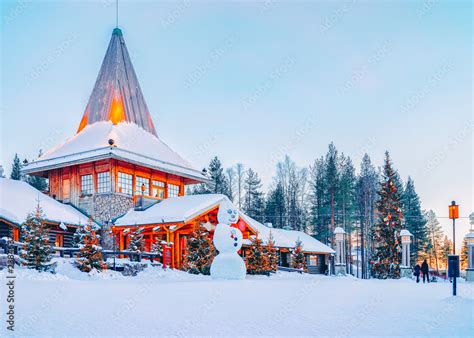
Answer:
[97,172,111,193]
[55,234,64,247]
[152,180,165,199]
[168,184,180,198]
[80,174,93,195]
[135,176,150,196]
[117,172,133,195]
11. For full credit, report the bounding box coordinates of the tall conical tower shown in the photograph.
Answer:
[77,28,157,136]
[23,28,206,225]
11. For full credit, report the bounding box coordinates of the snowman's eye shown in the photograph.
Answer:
[227,209,232,214]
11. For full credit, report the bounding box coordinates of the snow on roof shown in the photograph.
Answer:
[334,227,345,234]
[115,194,228,226]
[22,121,206,182]
[241,213,335,254]
[400,229,413,236]
[0,178,90,226]
[115,193,334,254]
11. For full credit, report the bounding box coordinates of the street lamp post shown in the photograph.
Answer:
[448,201,459,296]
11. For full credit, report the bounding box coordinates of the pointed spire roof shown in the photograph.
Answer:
[77,28,157,136]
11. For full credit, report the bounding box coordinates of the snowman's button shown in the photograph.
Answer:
[234,237,238,241]
[234,243,238,247]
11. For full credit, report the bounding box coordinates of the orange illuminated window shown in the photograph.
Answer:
[12,227,19,241]
[55,234,64,248]
[152,180,165,199]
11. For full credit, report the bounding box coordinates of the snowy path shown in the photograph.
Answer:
[2,261,473,337]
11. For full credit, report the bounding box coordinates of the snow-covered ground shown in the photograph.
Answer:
[1,259,473,337]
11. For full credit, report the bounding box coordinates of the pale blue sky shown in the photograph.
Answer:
[1,1,472,242]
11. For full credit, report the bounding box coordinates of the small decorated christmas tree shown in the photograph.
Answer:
[246,235,269,275]
[76,218,106,273]
[128,227,145,262]
[183,224,215,275]
[291,238,307,272]
[265,231,279,272]
[20,203,53,272]
[151,239,164,261]
[72,222,85,247]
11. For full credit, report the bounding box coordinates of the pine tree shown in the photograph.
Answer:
[402,177,428,263]
[439,235,452,270]
[183,224,215,275]
[243,168,265,222]
[246,236,269,275]
[128,227,145,261]
[356,153,378,279]
[191,157,231,199]
[265,231,279,271]
[265,181,286,229]
[76,218,106,272]
[0,165,5,178]
[26,150,48,191]
[460,237,468,270]
[325,143,339,246]
[10,153,22,180]
[425,210,443,272]
[371,152,404,279]
[20,203,53,272]
[310,157,329,243]
[338,154,357,273]
[73,223,85,247]
[291,238,307,271]
[151,240,163,260]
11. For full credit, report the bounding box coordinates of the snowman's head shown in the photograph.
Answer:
[217,200,238,225]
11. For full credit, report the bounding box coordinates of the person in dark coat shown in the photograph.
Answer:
[413,263,421,283]
[421,259,430,283]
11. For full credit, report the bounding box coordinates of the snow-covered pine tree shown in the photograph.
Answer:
[183,224,215,275]
[0,165,5,178]
[265,231,279,272]
[20,203,53,272]
[291,238,307,272]
[246,235,269,275]
[151,240,163,260]
[10,153,22,180]
[72,222,85,247]
[371,152,404,279]
[402,177,428,263]
[243,168,265,223]
[76,218,106,273]
[128,227,145,261]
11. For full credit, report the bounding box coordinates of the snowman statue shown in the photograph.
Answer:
[210,200,246,280]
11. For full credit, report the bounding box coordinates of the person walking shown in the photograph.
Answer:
[421,259,430,283]
[413,263,421,283]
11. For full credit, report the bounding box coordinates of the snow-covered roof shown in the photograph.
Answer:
[334,227,345,234]
[400,229,413,236]
[0,178,90,226]
[241,214,335,254]
[115,193,335,254]
[115,194,228,226]
[22,121,207,183]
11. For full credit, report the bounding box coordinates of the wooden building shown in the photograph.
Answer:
[0,178,90,247]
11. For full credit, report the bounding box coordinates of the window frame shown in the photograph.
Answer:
[97,171,111,194]
[117,172,133,196]
[80,174,94,195]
